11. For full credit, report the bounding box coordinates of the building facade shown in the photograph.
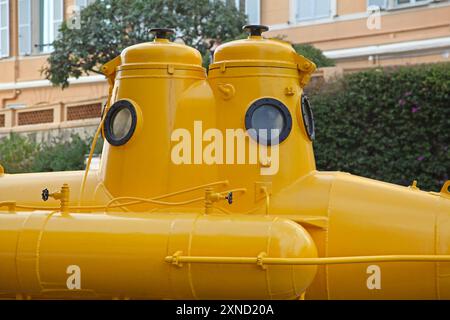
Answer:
[0,0,449,138]
[0,0,106,140]
[262,0,450,71]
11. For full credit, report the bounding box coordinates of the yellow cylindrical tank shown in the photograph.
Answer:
[208,27,317,213]
[0,211,317,300]
[100,29,218,201]
[270,171,450,299]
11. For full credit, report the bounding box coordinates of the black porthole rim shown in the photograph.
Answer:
[245,98,293,146]
[301,94,315,141]
[104,100,138,147]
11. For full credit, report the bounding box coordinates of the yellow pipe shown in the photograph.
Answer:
[1,181,232,213]
[78,116,105,205]
[78,61,118,205]
[220,188,247,196]
[105,196,206,211]
[105,187,242,212]
[261,186,270,216]
[104,188,245,211]
[1,199,204,212]
[105,180,229,210]
[165,254,450,266]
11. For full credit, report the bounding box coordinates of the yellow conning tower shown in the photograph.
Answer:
[0,25,449,300]
[209,25,317,212]
[100,28,218,199]
[98,25,317,208]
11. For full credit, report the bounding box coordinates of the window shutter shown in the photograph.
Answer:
[52,0,63,40]
[42,0,63,53]
[0,0,9,57]
[18,0,31,55]
[42,0,51,53]
[245,0,260,25]
[76,0,87,8]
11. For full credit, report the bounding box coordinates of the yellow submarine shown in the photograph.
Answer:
[0,25,449,300]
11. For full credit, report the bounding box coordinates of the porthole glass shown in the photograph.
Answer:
[104,100,137,146]
[111,108,133,141]
[245,98,292,145]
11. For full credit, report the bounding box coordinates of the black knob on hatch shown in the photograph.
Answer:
[243,25,269,37]
[42,188,50,201]
[150,28,175,39]
[225,192,233,205]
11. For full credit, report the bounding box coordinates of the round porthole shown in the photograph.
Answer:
[300,94,315,141]
[245,98,292,146]
[104,100,137,146]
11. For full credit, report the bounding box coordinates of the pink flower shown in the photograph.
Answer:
[411,106,420,113]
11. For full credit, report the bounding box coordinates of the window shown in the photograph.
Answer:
[368,0,431,10]
[104,100,138,147]
[41,0,63,53]
[18,0,31,55]
[0,0,9,58]
[18,0,63,55]
[367,0,388,9]
[395,0,429,6]
[76,0,95,9]
[296,0,331,22]
[245,98,293,146]
[212,0,260,25]
[245,0,260,25]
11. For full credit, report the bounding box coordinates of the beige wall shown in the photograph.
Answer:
[337,0,367,16]
[266,5,450,49]
[261,0,290,26]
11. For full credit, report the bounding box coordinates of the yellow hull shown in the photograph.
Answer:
[1,26,448,299]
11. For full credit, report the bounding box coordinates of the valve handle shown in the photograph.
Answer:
[42,188,49,201]
[150,28,175,39]
[225,192,233,205]
[242,25,269,37]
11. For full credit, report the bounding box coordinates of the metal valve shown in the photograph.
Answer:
[225,192,233,205]
[242,25,269,37]
[40,184,70,213]
[42,188,50,201]
[150,28,175,40]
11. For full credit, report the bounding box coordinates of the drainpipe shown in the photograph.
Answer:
[1,89,22,109]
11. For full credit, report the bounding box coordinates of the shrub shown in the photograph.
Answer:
[293,44,335,68]
[310,63,450,191]
[0,134,38,173]
[31,134,103,172]
[0,133,104,173]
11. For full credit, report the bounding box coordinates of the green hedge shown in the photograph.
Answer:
[310,63,450,192]
[0,133,103,174]
[293,44,335,68]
